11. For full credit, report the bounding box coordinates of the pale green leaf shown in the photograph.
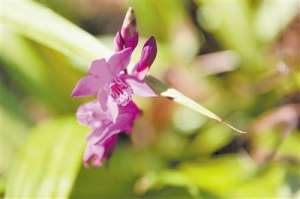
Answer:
[5,117,86,199]
[187,124,235,156]
[145,76,247,134]
[0,80,28,122]
[0,27,77,112]
[0,106,27,181]
[255,0,300,42]
[0,0,112,70]
[196,0,262,67]
[134,171,199,197]
[0,106,28,197]
[231,165,285,198]
[136,155,257,197]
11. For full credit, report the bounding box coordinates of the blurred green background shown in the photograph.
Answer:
[0,0,300,198]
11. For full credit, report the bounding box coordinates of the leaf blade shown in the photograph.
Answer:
[5,118,86,199]
[145,75,247,134]
[0,0,112,70]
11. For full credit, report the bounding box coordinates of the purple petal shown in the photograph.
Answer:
[97,87,109,110]
[86,125,111,144]
[97,89,119,122]
[71,75,100,97]
[123,75,156,97]
[101,134,118,159]
[94,101,140,144]
[113,101,140,134]
[132,36,157,79]
[84,134,118,167]
[83,142,105,167]
[113,113,137,134]
[106,96,119,122]
[76,100,110,128]
[119,101,141,115]
[82,100,140,167]
[89,59,111,77]
[108,48,133,76]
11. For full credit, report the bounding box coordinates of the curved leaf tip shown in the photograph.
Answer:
[145,75,248,134]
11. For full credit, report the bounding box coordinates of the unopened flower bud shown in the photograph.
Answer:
[114,31,124,51]
[135,36,157,73]
[120,7,138,49]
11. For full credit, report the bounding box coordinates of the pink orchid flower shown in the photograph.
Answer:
[72,7,157,167]
[71,36,157,121]
[77,100,140,167]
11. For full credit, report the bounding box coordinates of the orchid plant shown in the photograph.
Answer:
[72,8,157,167]
[72,7,246,167]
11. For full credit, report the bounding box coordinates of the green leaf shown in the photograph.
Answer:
[5,117,86,199]
[0,106,27,193]
[187,124,235,156]
[196,0,262,67]
[179,156,256,194]
[0,80,29,122]
[145,76,247,134]
[231,165,285,198]
[0,110,27,171]
[137,155,257,197]
[0,27,76,113]
[131,0,200,64]
[70,146,166,199]
[255,0,299,43]
[134,171,199,197]
[0,0,111,70]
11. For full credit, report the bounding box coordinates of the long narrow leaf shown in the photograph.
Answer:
[0,27,76,112]
[0,0,111,70]
[5,118,86,199]
[255,0,299,42]
[145,76,247,134]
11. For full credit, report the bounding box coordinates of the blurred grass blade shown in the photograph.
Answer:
[196,0,261,67]
[0,27,76,113]
[131,0,200,64]
[134,171,199,197]
[145,75,247,134]
[255,0,299,42]
[136,155,257,197]
[0,0,111,69]
[0,106,27,194]
[0,81,29,122]
[5,118,86,199]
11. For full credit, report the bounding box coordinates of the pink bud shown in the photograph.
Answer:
[135,36,157,73]
[120,7,138,49]
[114,31,124,51]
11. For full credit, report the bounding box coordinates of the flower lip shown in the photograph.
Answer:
[82,100,141,167]
[110,77,133,106]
